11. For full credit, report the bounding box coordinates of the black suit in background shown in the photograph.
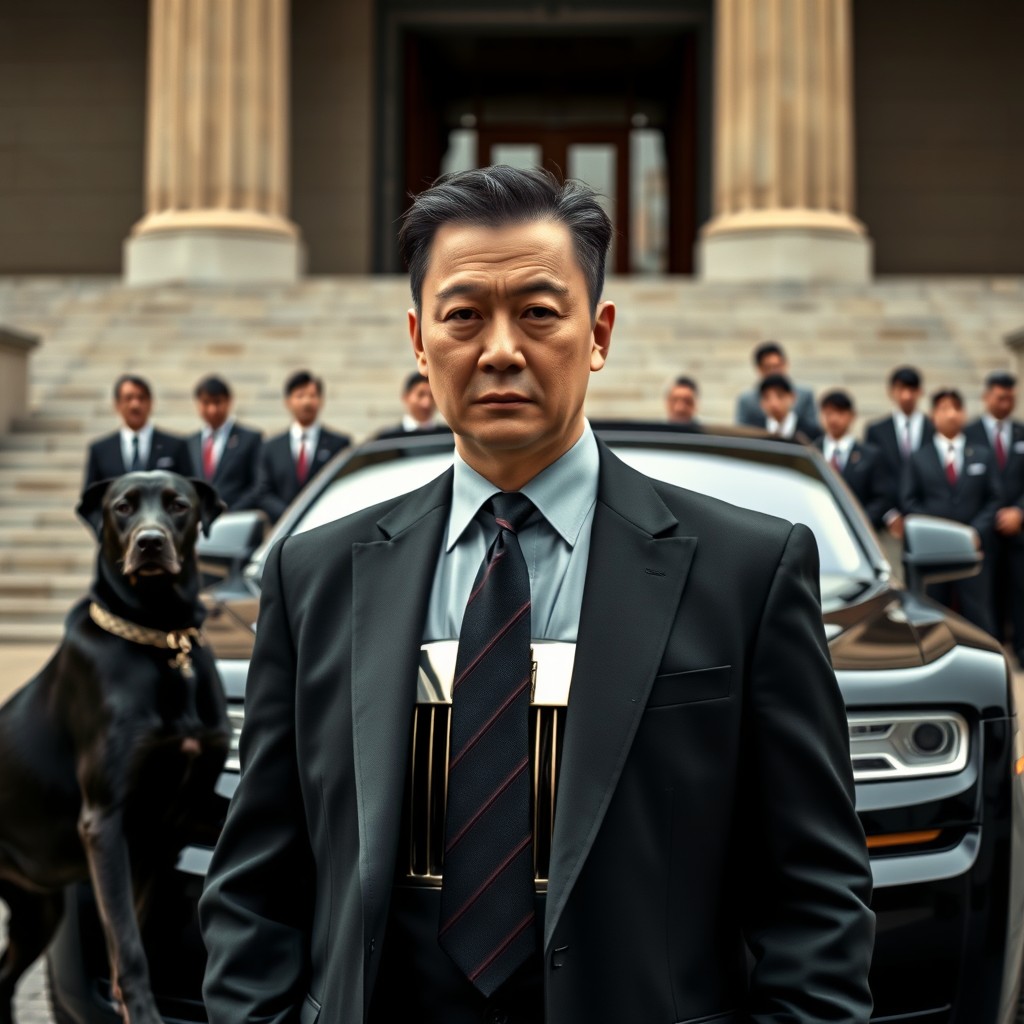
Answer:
[82,428,194,495]
[815,439,889,528]
[187,423,263,512]
[200,442,874,1024]
[965,418,1024,659]
[900,439,1003,634]
[864,414,935,520]
[254,427,351,523]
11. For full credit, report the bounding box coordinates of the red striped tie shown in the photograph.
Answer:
[295,434,309,485]
[439,492,537,996]
[995,428,1008,471]
[202,434,216,481]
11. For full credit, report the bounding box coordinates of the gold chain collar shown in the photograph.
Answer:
[89,602,205,678]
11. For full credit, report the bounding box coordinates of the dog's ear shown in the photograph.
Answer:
[76,479,114,539]
[189,479,228,537]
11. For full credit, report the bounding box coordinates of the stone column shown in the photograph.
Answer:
[124,0,301,285]
[698,0,872,283]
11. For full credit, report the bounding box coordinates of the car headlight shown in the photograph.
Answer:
[848,711,968,781]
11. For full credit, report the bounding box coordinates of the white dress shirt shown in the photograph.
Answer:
[402,413,437,433]
[892,410,926,455]
[766,410,797,438]
[823,434,856,472]
[290,422,320,463]
[120,423,153,471]
[933,433,965,477]
[424,421,600,643]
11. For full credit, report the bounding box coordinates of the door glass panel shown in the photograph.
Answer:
[567,143,616,271]
[630,129,668,274]
[489,143,543,170]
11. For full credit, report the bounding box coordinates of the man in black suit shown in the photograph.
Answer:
[815,390,888,528]
[82,374,193,494]
[735,341,818,428]
[254,370,351,523]
[752,373,823,442]
[864,366,934,543]
[965,371,1024,662]
[664,374,700,426]
[201,166,873,1024]
[375,370,451,440]
[187,375,263,512]
[901,387,1002,633]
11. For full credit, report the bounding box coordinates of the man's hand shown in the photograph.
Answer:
[887,515,905,541]
[995,506,1024,536]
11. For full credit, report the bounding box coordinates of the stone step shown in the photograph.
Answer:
[0,622,65,644]
[0,547,94,572]
[0,597,79,621]
[0,573,91,599]
[0,526,92,547]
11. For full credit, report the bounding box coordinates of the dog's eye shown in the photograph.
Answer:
[113,501,132,516]
[171,498,191,513]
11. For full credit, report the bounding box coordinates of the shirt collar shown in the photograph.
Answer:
[121,422,153,443]
[983,414,1007,436]
[446,420,600,553]
[826,433,855,454]
[203,418,234,442]
[290,421,319,443]
[767,410,797,435]
[934,432,965,455]
[402,413,435,432]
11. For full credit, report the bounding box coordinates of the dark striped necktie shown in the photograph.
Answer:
[439,491,537,996]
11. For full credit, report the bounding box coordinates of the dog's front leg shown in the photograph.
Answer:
[78,803,162,1024]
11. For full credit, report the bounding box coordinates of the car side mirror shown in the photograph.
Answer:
[902,514,982,595]
[197,510,266,583]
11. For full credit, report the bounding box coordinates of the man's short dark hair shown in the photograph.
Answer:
[398,165,613,315]
[931,387,964,410]
[759,373,794,396]
[194,375,232,400]
[403,371,429,395]
[671,375,699,395]
[113,374,152,401]
[820,389,855,413]
[284,370,323,398]
[985,371,1017,390]
[889,366,922,390]
[753,341,785,367]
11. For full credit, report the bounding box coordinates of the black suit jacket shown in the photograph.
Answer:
[900,439,1003,535]
[815,439,889,528]
[187,423,263,512]
[82,428,194,494]
[254,427,351,523]
[200,443,874,1024]
[864,414,935,515]
[964,418,1024,510]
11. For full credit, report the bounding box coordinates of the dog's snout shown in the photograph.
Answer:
[136,530,166,555]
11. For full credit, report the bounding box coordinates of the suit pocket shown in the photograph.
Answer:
[156,456,175,468]
[300,992,321,1024]
[647,665,732,709]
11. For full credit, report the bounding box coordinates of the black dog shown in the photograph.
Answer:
[0,471,230,1024]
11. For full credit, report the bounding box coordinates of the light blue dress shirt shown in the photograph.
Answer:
[423,421,600,642]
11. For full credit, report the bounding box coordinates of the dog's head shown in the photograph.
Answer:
[78,472,226,578]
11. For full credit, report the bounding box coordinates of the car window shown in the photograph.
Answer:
[615,447,872,578]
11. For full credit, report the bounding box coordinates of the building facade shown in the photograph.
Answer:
[1,0,1021,283]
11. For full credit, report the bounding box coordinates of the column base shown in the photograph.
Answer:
[697,214,872,284]
[124,228,302,286]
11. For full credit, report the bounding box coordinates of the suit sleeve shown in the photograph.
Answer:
[175,436,198,477]
[233,433,264,512]
[970,457,1003,536]
[861,451,890,529]
[741,524,875,1023]
[200,537,314,1023]
[899,455,923,516]
[255,445,288,523]
[82,444,100,495]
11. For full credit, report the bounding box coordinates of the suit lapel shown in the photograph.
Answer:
[188,433,203,478]
[213,425,238,483]
[350,468,453,957]
[544,445,696,949]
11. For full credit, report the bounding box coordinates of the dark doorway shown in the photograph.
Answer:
[401,30,699,274]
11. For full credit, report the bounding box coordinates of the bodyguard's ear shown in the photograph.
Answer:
[77,479,114,539]
[189,479,227,537]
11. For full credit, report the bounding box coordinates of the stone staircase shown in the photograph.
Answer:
[1,274,1022,643]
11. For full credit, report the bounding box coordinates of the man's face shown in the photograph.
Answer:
[115,382,152,432]
[891,383,921,416]
[666,385,697,424]
[286,383,322,428]
[984,385,1015,420]
[760,386,794,424]
[932,397,965,439]
[822,406,855,440]
[757,353,787,378]
[403,381,436,424]
[409,219,613,478]
[196,394,231,431]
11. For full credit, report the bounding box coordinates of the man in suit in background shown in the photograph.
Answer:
[375,371,450,439]
[82,374,193,494]
[254,370,351,523]
[664,374,700,426]
[965,371,1024,663]
[735,341,818,428]
[816,390,889,528]
[901,387,1002,633]
[865,366,934,543]
[188,375,263,512]
[754,374,823,441]
[202,165,873,1024]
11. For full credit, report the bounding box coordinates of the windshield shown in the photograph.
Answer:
[287,441,875,581]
